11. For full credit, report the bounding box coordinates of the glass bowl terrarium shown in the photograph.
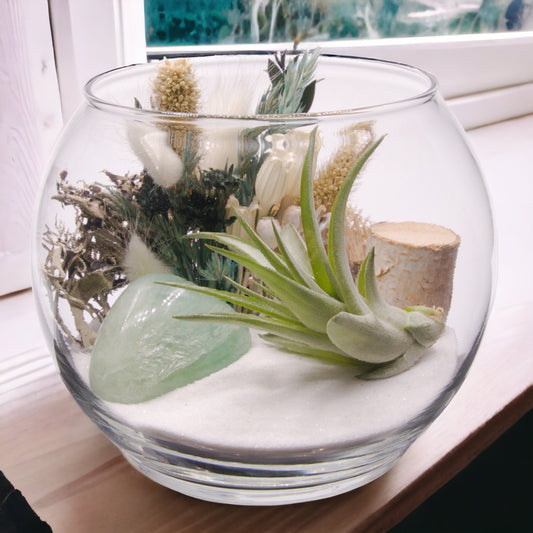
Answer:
[33,52,493,505]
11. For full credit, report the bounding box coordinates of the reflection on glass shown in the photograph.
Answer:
[145,0,532,47]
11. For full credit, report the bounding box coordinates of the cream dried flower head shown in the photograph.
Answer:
[314,122,374,211]
[152,59,199,113]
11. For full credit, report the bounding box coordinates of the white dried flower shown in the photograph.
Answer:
[254,154,287,217]
[281,205,302,230]
[256,216,281,250]
[201,127,241,171]
[123,234,173,282]
[226,195,259,240]
[269,130,312,199]
[127,122,184,187]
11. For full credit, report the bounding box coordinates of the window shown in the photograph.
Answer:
[145,0,533,47]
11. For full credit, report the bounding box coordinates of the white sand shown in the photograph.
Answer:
[74,329,458,452]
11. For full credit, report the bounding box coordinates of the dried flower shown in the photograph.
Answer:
[199,70,260,171]
[314,123,374,211]
[281,205,302,229]
[255,129,312,217]
[226,195,259,240]
[256,216,281,249]
[152,59,199,113]
[201,68,259,116]
[122,233,173,282]
[268,130,312,200]
[127,122,184,187]
[254,153,287,217]
[345,206,371,269]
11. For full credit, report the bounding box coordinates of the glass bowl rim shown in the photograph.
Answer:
[83,51,439,121]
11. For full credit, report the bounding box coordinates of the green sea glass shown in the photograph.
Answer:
[89,273,251,404]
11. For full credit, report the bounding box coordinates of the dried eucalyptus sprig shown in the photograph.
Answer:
[256,49,320,115]
[167,130,445,379]
[237,50,320,206]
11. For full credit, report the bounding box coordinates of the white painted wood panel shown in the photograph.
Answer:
[49,0,146,120]
[0,0,63,296]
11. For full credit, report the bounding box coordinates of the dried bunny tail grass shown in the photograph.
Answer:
[152,58,200,113]
[122,233,173,282]
[314,122,375,211]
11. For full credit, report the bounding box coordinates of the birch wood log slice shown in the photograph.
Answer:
[367,221,460,317]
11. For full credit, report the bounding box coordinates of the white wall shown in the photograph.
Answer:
[0,0,63,295]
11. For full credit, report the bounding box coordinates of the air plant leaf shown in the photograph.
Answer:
[182,231,282,273]
[300,129,342,298]
[272,222,323,292]
[174,133,446,379]
[232,210,293,278]
[205,244,345,333]
[259,334,370,369]
[328,136,384,314]
[161,279,296,322]
[178,312,343,353]
[358,248,408,328]
[405,310,445,347]
[326,312,412,363]
[361,343,427,380]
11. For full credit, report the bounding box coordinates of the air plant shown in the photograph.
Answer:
[167,130,445,379]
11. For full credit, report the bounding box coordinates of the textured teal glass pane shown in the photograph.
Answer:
[145,1,531,47]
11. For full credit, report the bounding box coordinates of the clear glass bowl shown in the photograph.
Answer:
[32,52,494,505]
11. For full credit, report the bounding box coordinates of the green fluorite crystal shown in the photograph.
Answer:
[89,273,251,404]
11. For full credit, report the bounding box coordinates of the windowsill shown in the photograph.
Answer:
[1,115,532,531]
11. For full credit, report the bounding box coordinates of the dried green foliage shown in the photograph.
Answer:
[111,157,243,290]
[42,171,136,347]
[256,49,320,115]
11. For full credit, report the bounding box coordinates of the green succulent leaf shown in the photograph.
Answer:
[260,333,370,370]
[206,244,345,333]
[328,136,384,314]
[177,312,344,353]
[326,311,413,363]
[360,343,427,380]
[300,129,342,298]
